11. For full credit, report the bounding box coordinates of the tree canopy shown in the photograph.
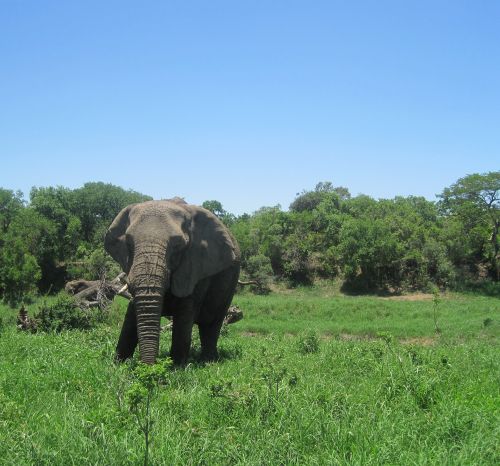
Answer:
[438,172,499,280]
[0,172,498,304]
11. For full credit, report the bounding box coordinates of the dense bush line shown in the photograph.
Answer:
[0,173,498,304]
[229,173,499,293]
[0,183,150,304]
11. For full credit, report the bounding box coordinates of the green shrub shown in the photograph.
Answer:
[244,254,273,294]
[34,293,105,332]
[0,237,41,306]
[298,331,320,354]
[456,279,500,297]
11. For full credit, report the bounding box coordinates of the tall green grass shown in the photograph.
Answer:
[0,291,498,465]
[233,291,499,340]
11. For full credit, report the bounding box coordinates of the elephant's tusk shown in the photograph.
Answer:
[118,272,129,285]
[117,283,129,295]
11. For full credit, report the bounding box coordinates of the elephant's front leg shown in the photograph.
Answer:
[198,317,225,361]
[115,301,138,361]
[170,297,195,365]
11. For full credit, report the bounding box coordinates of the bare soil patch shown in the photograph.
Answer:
[400,336,437,346]
[381,293,435,301]
[331,333,437,346]
[336,333,376,342]
[240,331,438,346]
[241,331,261,337]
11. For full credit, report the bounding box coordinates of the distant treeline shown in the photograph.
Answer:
[0,172,498,304]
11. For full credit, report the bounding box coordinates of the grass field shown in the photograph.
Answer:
[0,289,499,465]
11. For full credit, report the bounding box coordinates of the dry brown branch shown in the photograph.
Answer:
[238,280,260,286]
[65,273,132,308]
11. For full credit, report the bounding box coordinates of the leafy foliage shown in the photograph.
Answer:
[202,199,235,226]
[126,359,173,466]
[0,188,24,233]
[0,239,41,305]
[244,254,273,293]
[289,181,350,212]
[34,293,105,332]
[438,171,500,280]
[0,183,151,301]
[297,331,320,354]
[0,173,498,304]
[231,175,499,292]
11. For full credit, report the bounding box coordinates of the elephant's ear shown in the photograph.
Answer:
[171,207,239,298]
[104,205,134,272]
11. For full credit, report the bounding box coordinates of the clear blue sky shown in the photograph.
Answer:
[1,0,499,214]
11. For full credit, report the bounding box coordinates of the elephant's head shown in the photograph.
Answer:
[104,199,239,364]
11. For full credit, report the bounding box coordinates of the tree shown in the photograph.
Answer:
[202,200,235,226]
[202,200,225,217]
[375,197,444,288]
[0,188,25,233]
[249,206,288,275]
[0,208,52,303]
[439,172,500,280]
[71,182,152,243]
[289,182,350,213]
[30,186,77,261]
[28,183,151,288]
[335,217,403,290]
[244,254,273,293]
[230,215,257,266]
[0,238,41,305]
[2,208,59,292]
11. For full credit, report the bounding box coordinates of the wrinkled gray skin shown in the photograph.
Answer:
[104,199,240,365]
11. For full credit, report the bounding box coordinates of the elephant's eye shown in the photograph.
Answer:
[170,235,185,246]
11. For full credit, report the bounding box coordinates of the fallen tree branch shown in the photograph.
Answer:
[161,305,243,332]
[65,273,132,308]
[238,279,260,286]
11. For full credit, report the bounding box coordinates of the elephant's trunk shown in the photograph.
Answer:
[130,247,170,364]
[134,293,163,364]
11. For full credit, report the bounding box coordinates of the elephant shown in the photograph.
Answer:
[104,198,240,365]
